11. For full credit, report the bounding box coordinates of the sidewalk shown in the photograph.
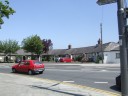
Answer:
[0,73,120,96]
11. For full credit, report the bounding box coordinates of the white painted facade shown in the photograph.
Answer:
[103,51,120,64]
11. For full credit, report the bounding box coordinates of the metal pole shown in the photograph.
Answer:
[117,0,128,96]
[100,23,104,63]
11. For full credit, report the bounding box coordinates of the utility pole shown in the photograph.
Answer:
[117,0,128,96]
[97,0,128,96]
[100,23,103,63]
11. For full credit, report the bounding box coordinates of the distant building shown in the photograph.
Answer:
[0,42,120,64]
[47,42,120,64]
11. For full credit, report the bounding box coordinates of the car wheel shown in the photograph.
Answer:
[39,71,43,74]
[12,68,16,73]
[28,70,33,75]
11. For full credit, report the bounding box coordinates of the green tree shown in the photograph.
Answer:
[0,40,20,62]
[3,40,20,54]
[22,35,44,58]
[0,0,15,27]
[0,41,4,52]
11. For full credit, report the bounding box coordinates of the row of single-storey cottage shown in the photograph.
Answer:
[0,41,120,64]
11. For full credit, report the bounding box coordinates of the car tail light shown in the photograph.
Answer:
[42,64,44,68]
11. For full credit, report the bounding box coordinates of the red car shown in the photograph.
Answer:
[12,60,45,75]
[59,57,72,63]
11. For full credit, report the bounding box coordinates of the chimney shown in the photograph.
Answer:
[98,39,102,45]
[68,44,72,49]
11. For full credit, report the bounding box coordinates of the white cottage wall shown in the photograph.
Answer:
[104,51,120,64]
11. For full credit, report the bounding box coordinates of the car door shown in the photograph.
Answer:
[16,61,25,72]
[23,61,30,72]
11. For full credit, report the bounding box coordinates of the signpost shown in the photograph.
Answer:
[97,0,128,96]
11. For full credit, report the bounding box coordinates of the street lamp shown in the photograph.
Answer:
[97,0,128,96]
[97,0,117,5]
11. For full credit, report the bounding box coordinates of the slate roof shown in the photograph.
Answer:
[0,53,6,56]
[104,42,119,51]
[47,42,119,55]
[0,49,31,56]
[16,49,31,55]
[47,49,66,55]
[5,42,118,56]
[110,45,120,51]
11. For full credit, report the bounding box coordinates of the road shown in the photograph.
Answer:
[0,63,121,94]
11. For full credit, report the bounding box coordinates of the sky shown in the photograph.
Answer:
[0,0,125,49]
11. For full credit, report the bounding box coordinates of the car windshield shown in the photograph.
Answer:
[19,61,25,65]
[34,61,42,65]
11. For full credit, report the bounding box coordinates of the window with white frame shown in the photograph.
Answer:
[116,53,120,59]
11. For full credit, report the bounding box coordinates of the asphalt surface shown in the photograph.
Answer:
[0,63,120,93]
[0,62,121,96]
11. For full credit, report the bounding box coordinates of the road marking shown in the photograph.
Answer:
[96,67,103,68]
[100,70,107,72]
[47,67,56,69]
[46,69,80,72]
[94,82,108,84]
[63,81,74,83]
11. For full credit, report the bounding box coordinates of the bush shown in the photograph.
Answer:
[42,56,54,61]
[74,55,83,62]
[95,58,99,63]
[42,57,46,61]
[95,55,103,63]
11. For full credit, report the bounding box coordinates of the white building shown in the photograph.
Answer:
[103,45,120,64]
